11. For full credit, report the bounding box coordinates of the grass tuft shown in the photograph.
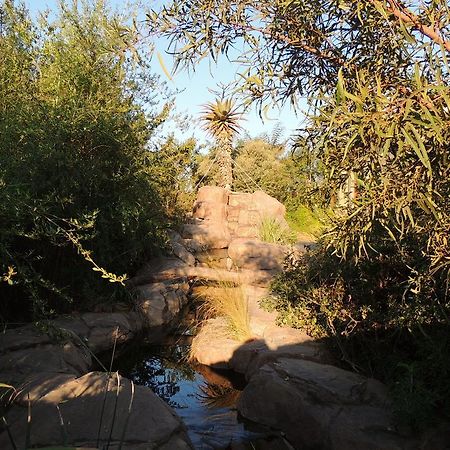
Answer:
[258,216,296,244]
[194,281,252,342]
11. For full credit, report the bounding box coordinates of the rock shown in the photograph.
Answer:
[235,225,259,239]
[168,229,183,243]
[0,325,51,353]
[136,282,189,328]
[228,192,252,208]
[231,340,332,378]
[262,324,315,348]
[197,185,229,205]
[181,223,231,249]
[171,241,196,266]
[181,238,205,253]
[237,358,411,450]
[251,190,286,221]
[0,341,91,377]
[189,318,243,368]
[0,372,193,449]
[82,312,136,353]
[195,248,229,263]
[129,257,188,286]
[11,372,77,405]
[228,238,287,271]
[193,201,227,222]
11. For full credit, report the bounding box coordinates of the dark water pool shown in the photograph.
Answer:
[115,342,274,449]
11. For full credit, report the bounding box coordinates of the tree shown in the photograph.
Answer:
[148,0,450,105]
[200,98,241,189]
[149,0,450,424]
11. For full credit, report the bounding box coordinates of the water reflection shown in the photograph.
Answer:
[116,344,267,449]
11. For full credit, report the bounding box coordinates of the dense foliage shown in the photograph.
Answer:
[0,1,172,321]
[151,0,450,426]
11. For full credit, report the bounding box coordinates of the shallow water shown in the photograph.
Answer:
[116,342,270,449]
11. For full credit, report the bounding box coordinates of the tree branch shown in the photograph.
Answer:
[372,0,450,51]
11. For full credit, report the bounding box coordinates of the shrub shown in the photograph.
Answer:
[0,1,171,320]
[286,204,327,238]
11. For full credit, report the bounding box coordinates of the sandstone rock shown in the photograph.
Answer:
[197,185,229,205]
[231,340,332,378]
[262,324,315,348]
[0,372,193,449]
[228,192,252,208]
[168,229,183,243]
[181,238,205,253]
[193,201,227,222]
[251,190,286,221]
[234,225,259,239]
[136,282,188,328]
[0,325,51,353]
[181,223,231,249]
[228,238,287,271]
[237,358,411,450]
[82,312,136,353]
[129,257,187,286]
[243,285,278,336]
[0,342,91,377]
[189,318,243,368]
[195,248,229,263]
[171,241,196,266]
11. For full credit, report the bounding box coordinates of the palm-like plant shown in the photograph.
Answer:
[200,98,241,189]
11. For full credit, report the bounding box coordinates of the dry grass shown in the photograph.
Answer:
[194,281,252,342]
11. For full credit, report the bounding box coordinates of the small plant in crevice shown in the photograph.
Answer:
[194,281,252,342]
[258,216,296,245]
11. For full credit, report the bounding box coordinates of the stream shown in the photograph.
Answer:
[115,338,283,449]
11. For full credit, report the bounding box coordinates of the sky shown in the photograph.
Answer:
[24,0,306,145]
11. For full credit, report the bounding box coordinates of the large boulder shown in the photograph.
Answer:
[228,238,287,271]
[136,281,190,328]
[192,186,228,222]
[0,372,193,449]
[251,190,286,222]
[238,358,413,450]
[189,318,243,368]
[181,222,231,249]
[197,185,229,205]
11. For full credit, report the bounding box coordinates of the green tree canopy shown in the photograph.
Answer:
[0,0,171,319]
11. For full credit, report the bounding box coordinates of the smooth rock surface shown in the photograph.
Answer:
[189,318,243,368]
[0,372,193,449]
[228,238,287,271]
[237,358,412,450]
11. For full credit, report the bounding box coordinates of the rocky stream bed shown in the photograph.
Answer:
[1,187,448,449]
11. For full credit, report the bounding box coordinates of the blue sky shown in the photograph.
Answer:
[24,0,306,144]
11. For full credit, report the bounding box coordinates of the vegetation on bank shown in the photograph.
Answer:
[194,282,252,342]
[0,0,196,321]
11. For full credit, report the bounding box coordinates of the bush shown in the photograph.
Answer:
[286,204,327,237]
[268,241,450,427]
[0,1,171,320]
